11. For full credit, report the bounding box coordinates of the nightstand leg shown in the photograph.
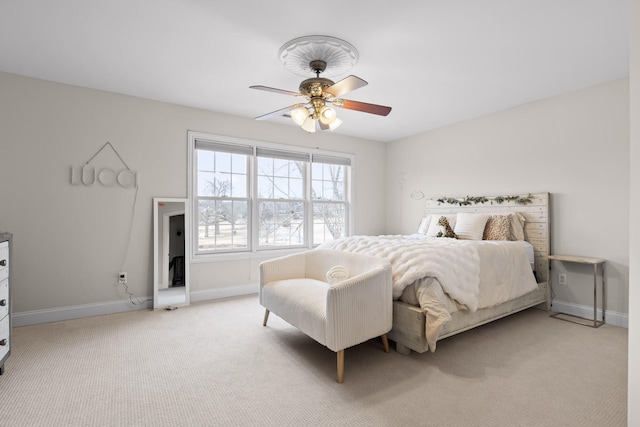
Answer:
[602,263,606,325]
[593,264,598,327]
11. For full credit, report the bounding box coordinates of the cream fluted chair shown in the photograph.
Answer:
[260,249,392,383]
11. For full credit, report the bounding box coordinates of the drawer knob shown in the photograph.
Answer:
[0,260,5,267]
[0,339,6,346]
[0,300,5,307]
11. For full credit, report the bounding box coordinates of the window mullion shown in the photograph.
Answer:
[250,150,258,253]
[306,159,313,249]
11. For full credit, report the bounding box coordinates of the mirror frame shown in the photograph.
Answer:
[153,197,190,309]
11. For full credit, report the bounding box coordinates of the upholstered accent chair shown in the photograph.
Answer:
[260,249,393,383]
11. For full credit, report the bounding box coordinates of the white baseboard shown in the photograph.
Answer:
[12,284,260,327]
[15,289,626,330]
[190,284,259,303]
[551,300,628,328]
[12,298,153,327]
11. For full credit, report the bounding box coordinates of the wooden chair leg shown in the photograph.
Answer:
[337,350,344,384]
[263,309,270,326]
[381,334,390,353]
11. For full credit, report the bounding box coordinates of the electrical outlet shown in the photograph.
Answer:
[558,273,567,285]
[118,272,127,284]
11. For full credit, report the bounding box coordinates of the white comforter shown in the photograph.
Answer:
[319,234,538,350]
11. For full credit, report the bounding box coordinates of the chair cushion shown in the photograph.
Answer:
[261,278,330,346]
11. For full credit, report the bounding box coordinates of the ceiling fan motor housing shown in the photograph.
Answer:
[299,77,335,98]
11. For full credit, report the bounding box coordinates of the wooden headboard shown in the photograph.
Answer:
[424,192,550,284]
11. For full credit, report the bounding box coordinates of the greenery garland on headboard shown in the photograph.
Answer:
[436,194,533,206]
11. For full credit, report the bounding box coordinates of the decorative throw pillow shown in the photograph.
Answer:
[510,212,526,240]
[436,216,458,239]
[454,213,490,240]
[490,211,526,240]
[483,215,511,240]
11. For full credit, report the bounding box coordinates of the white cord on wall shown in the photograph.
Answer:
[83,141,147,305]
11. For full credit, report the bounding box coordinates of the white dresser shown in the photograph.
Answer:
[0,233,11,375]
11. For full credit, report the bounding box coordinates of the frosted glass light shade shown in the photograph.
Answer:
[291,107,309,125]
[301,116,317,132]
[318,107,337,125]
[328,117,343,131]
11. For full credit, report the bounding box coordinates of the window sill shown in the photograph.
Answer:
[190,247,312,264]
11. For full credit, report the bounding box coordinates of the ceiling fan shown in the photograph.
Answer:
[250,36,392,133]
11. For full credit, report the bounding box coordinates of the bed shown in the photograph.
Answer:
[319,192,550,355]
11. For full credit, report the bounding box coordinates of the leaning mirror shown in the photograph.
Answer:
[153,198,189,309]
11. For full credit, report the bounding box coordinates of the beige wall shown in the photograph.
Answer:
[1,71,630,318]
[386,79,630,317]
[0,71,387,314]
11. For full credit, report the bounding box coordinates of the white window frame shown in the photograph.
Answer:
[187,131,354,262]
[255,147,309,251]
[310,154,351,246]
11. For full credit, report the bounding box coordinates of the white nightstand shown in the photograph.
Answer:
[547,254,605,328]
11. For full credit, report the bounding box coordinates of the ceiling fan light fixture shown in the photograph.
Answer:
[318,107,337,125]
[301,116,317,133]
[329,117,343,131]
[291,107,309,125]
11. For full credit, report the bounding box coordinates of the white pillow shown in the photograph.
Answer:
[454,213,490,240]
[417,217,431,234]
[426,214,457,237]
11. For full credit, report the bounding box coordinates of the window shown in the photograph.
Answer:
[256,147,309,249]
[311,155,349,245]
[188,132,352,258]
[193,140,251,253]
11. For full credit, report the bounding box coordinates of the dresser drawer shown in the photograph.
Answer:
[0,241,7,272]
[0,279,7,319]
[0,314,8,361]
[0,244,7,286]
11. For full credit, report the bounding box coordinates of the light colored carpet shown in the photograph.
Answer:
[0,295,627,426]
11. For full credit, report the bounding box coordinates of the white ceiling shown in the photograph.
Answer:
[0,0,629,142]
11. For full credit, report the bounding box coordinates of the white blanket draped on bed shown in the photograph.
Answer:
[319,235,538,351]
[319,234,481,307]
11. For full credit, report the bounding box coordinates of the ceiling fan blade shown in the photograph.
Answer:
[335,99,392,116]
[325,75,368,98]
[255,103,307,121]
[250,85,304,97]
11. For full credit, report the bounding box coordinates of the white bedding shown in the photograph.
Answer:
[319,235,538,351]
